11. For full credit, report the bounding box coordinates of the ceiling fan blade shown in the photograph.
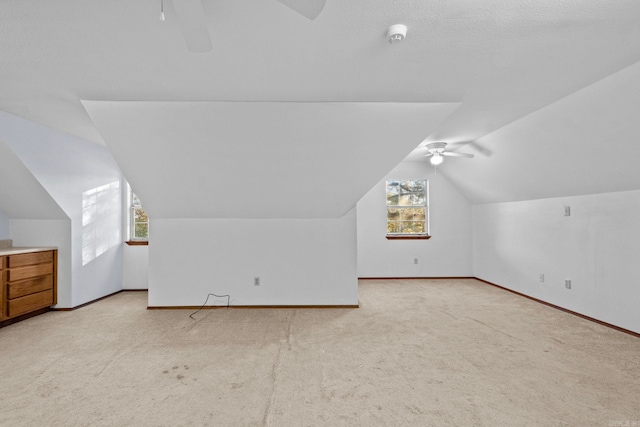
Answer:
[470,142,492,156]
[448,141,492,156]
[172,0,213,52]
[276,0,326,20]
[424,152,434,157]
[442,152,474,158]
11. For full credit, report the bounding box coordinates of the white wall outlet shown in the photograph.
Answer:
[564,206,571,216]
[539,274,545,282]
[254,277,260,286]
[565,279,571,289]
[414,258,419,264]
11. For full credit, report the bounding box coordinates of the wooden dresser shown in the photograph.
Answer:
[0,248,57,324]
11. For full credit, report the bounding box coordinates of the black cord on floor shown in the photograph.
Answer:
[189,293,230,319]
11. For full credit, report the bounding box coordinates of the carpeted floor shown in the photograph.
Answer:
[1,278,638,426]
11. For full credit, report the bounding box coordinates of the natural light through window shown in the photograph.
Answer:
[386,179,430,237]
[82,181,121,265]
[128,184,149,242]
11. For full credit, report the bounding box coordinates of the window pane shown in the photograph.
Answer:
[413,208,426,221]
[135,223,149,239]
[399,208,414,221]
[401,221,425,234]
[408,180,424,192]
[387,208,400,221]
[400,221,413,233]
[386,181,400,195]
[134,208,148,223]
[387,221,400,234]
[398,194,412,206]
[386,194,399,206]
[411,193,426,206]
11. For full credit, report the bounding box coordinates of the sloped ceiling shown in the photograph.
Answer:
[425,60,640,204]
[2,1,640,206]
[84,101,459,218]
[0,140,67,220]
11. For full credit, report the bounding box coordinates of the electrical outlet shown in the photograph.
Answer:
[254,277,260,286]
[565,279,571,289]
[414,258,419,265]
[539,274,545,282]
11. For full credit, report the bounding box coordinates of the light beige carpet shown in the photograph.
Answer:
[1,279,638,426]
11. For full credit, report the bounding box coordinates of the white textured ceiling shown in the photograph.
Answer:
[83,101,459,218]
[2,0,640,204]
[436,60,640,204]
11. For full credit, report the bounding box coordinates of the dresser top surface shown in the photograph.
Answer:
[0,247,58,257]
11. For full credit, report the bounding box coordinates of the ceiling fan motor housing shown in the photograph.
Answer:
[425,142,447,153]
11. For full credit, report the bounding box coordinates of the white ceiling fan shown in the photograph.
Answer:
[446,140,493,157]
[424,142,474,166]
[168,0,327,52]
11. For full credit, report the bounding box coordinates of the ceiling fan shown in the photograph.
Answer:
[446,140,492,157]
[169,0,327,52]
[424,142,474,166]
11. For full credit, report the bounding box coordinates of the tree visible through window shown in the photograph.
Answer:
[386,179,429,237]
[129,188,149,241]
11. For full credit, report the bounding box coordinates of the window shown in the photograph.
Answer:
[386,179,430,239]
[127,185,149,243]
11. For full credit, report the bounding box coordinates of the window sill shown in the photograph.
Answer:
[386,235,431,240]
[125,241,149,246]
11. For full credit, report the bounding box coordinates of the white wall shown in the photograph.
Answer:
[0,210,9,239]
[357,161,473,278]
[10,219,72,307]
[0,111,123,307]
[473,190,640,334]
[149,210,358,306]
[123,244,149,290]
[0,139,67,220]
[85,100,465,308]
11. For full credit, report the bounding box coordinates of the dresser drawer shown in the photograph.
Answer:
[7,275,54,299]
[8,251,54,268]
[7,289,53,317]
[7,263,53,282]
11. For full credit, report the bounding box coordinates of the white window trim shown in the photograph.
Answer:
[386,179,431,239]
[126,184,149,243]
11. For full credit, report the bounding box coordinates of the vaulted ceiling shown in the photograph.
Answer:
[2,0,640,208]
